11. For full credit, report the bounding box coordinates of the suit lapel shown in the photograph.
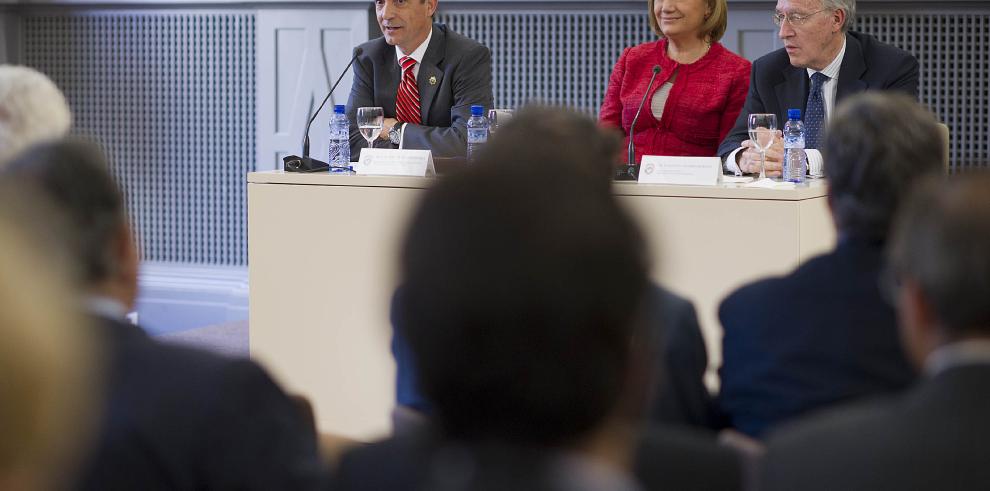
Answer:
[835,33,867,103]
[775,65,809,116]
[417,24,445,125]
[380,43,400,117]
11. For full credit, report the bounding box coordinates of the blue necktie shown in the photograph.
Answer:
[805,72,829,150]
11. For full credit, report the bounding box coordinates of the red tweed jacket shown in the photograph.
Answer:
[599,39,751,163]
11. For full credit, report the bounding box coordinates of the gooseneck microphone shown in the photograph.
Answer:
[284,47,364,173]
[617,65,662,181]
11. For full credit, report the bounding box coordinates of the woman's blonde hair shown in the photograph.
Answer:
[0,194,98,489]
[648,0,728,43]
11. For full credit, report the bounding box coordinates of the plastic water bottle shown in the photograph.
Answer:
[783,108,806,183]
[466,105,489,162]
[328,104,351,172]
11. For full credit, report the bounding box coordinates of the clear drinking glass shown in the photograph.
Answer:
[747,113,778,180]
[487,109,513,135]
[357,107,384,149]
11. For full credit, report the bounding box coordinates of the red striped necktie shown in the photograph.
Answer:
[396,56,422,125]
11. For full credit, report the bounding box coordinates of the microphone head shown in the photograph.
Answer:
[652,65,661,74]
[354,47,364,56]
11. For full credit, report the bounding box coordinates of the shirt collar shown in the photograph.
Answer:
[549,451,642,491]
[925,339,990,377]
[807,35,846,81]
[86,295,128,321]
[396,26,433,65]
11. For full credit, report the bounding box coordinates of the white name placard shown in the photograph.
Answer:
[356,148,435,177]
[637,156,721,186]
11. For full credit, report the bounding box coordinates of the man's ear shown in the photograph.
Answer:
[832,8,846,33]
[112,220,141,309]
[898,278,939,367]
[426,0,439,17]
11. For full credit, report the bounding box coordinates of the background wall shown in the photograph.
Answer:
[0,0,987,333]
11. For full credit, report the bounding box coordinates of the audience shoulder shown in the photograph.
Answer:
[762,399,896,488]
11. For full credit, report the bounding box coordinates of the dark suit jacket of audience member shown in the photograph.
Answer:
[346,23,494,158]
[717,237,916,438]
[330,424,742,491]
[392,284,718,429]
[762,364,990,490]
[76,316,327,490]
[716,31,919,159]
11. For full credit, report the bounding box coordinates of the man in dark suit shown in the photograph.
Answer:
[346,0,493,158]
[717,0,919,176]
[717,93,944,439]
[761,173,990,490]
[332,107,742,491]
[2,140,329,490]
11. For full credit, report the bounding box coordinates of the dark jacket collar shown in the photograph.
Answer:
[417,24,446,123]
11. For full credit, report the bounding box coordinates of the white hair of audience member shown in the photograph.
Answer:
[0,65,72,166]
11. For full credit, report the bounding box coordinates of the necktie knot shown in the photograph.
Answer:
[400,56,416,72]
[810,72,829,89]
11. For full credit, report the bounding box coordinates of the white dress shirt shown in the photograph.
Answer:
[925,339,990,377]
[395,27,433,79]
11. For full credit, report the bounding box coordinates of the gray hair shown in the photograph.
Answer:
[824,92,944,241]
[889,173,990,334]
[821,0,856,31]
[0,65,72,166]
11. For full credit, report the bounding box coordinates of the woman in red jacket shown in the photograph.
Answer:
[600,0,751,164]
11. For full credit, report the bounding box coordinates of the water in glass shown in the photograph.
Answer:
[747,113,778,179]
[357,107,384,148]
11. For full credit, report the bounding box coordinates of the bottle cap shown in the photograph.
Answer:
[788,108,802,120]
[334,104,346,114]
[471,105,484,116]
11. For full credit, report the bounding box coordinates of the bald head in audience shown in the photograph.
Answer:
[0,65,72,166]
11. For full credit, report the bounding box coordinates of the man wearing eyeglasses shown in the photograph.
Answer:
[717,0,919,177]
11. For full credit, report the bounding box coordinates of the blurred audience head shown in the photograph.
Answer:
[0,186,98,490]
[824,92,944,241]
[888,173,990,366]
[0,65,72,166]
[1,139,138,309]
[478,105,621,193]
[397,106,651,449]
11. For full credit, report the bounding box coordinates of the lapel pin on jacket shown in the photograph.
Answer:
[429,76,437,86]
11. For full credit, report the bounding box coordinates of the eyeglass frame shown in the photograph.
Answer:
[772,9,830,27]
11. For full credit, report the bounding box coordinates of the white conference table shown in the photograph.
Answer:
[247,171,835,440]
